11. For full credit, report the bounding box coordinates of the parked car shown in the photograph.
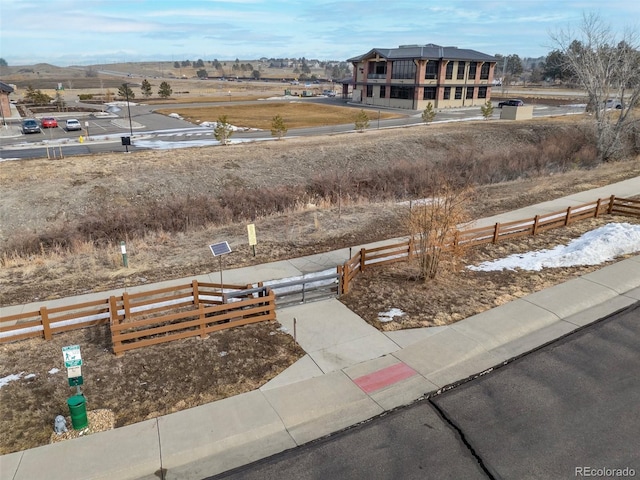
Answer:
[21,118,41,134]
[65,119,82,131]
[41,117,58,128]
[604,99,623,109]
[322,89,336,97]
[498,99,524,108]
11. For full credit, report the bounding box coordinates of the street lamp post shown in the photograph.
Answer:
[121,82,139,153]
[125,86,133,140]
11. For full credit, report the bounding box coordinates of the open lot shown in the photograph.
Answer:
[155,102,402,129]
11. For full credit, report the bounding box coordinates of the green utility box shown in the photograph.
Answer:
[67,395,88,430]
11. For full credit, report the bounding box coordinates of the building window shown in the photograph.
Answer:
[425,60,438,79]
[443,87,451,99]
[380,85,386,98]
[457,62,466,80]
[445,62,453,80]
[468,62,477,79]
[366,85,373,97]
[466,87,474,99]
[423,87,436,100]
[478,86,487,98]
[391,60,416,80]
[368,61,387,79]
[480,62,490,80]
[390,86,414,99]
[455,87,463,99]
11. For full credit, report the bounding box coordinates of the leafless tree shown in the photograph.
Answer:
[406,172,473,281]
[550,12,640,161]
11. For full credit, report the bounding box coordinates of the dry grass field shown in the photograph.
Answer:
[155,102,402,128]
[1,69,639,454]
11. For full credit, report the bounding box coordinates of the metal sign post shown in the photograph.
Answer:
[62,345,83,395]
[209,241,232,303]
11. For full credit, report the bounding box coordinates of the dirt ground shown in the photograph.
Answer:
[1,115,640,454]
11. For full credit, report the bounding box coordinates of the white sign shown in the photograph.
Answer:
[62,345,82,368]
[67,366,82,378]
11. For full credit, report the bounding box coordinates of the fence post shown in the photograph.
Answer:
[492,223,500,243]
[594,198,602,218]
[41,306,51,340]
[192,279,200,307]
[198,304,208,339]
[342,261,350,295]
[123,292,131,321]
[532,215,539,236]
[607,195,616,214]
[360,248,366,272]
[565,206,572,226]
[109,296,119,326]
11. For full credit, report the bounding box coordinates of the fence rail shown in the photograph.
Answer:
[2,195,638,351]
[111,289,276,356]
[0,280,267,354]
[340,195,639,294]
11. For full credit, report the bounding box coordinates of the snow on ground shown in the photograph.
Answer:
[468,223,640,272]
[0,372,25,389]
[378,308,406,323]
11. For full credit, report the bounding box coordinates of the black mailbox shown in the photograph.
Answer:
[121,136,131,146]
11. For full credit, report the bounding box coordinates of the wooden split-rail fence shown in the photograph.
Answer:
[1,195,638,354]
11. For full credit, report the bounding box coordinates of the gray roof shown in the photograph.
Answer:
[0,81,14,93]
[348,43,496,63]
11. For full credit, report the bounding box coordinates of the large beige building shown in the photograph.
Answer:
[348,43,497,110]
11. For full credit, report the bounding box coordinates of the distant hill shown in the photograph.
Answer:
[0,59,351,90]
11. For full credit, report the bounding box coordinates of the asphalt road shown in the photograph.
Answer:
[1,100,585,160]
[210,301,640,480]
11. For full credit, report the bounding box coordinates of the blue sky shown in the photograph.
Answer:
[1,0,638,66]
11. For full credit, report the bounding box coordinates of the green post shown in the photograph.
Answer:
[67,395,88,430]
[120,241,128,268]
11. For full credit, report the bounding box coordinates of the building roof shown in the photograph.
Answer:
[0,81,15,94]
[348,43,496,63]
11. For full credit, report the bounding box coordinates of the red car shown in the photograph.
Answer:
[41,117,58,128]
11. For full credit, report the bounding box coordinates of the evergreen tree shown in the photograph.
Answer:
[270,114,287,140]
[354,110,369,132]
[158,81,172,98]
[118,84,135,100]
[140,79,152,98]
[421,102,436,124]
[480,100,494,120]
[214,115,233,145]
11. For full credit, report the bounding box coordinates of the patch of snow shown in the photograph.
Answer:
[0,372,25,389]
[24,373,36,379]
[219,351,228,357]
[378,308,406,323]
[49,368,60,374]
[468,223,640,272]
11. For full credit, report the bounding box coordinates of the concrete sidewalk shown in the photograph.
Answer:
[1,177,639,480]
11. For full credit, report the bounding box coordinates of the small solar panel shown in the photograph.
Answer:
[209,241,232,256]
